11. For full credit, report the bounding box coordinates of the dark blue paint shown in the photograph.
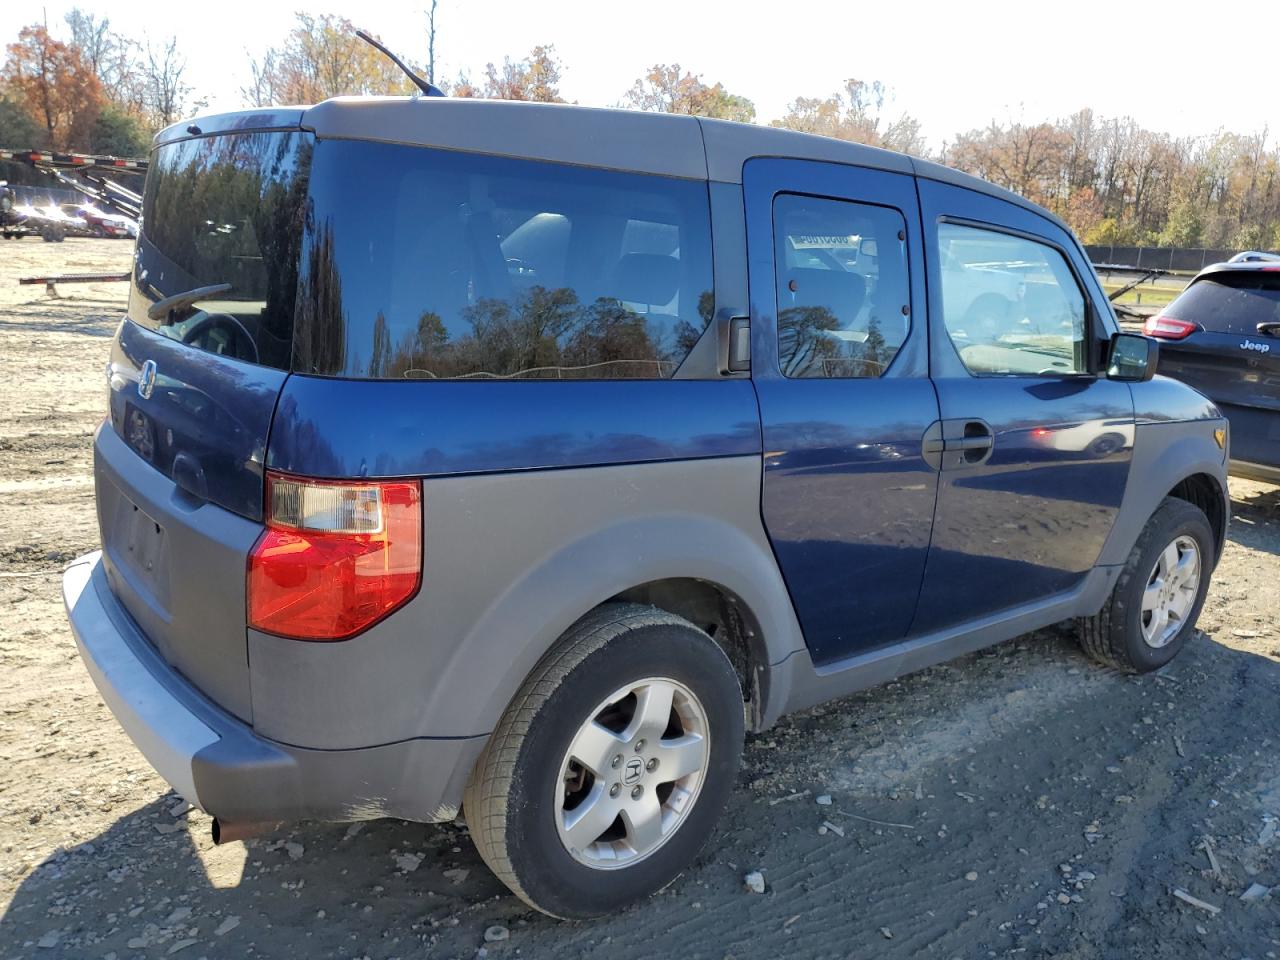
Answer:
[909,377,1134,632]
[911,179,1136,632]
[1131,374,1224,425]
[109,319,287,520]
[744,158,941,663]
[266,376,761,479]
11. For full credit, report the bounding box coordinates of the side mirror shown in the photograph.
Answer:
[1107,332,1159,382]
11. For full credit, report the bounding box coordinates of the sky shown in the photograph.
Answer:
[21,0,1280,149]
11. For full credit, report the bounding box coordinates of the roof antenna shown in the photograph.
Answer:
[355,29,445,98]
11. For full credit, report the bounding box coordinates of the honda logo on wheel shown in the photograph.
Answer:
[623,757,643,785]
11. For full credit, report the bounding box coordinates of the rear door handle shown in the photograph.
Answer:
[922,420,995,470]
[950,434,993,452]
[1259,321,1280,337]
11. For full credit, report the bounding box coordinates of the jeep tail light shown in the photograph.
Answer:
[247,473,422,640]
[1143,314,1197,340]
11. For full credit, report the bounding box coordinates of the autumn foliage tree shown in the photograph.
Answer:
[623,64,754,121]
[243,14,421,106]
[447,45,565,102]
[0,13,196,153]
[772,79,925,156]
[2,25,103,150]
[943,112,1280,249]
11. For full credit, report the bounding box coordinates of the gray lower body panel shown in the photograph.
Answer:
[770,564,1120,723]
[246,454,803,747]
[64,552,482,824]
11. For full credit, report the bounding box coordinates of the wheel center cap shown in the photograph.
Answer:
[622,757,644,785]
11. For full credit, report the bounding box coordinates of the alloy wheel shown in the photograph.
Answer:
[1140,534,1201,648]
[554,677,709,869]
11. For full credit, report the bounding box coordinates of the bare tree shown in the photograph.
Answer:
[64,9,114,79]
[63,8,146,117]
[142,36,194,127]
[242,49,281,108]
[425,0,438,86]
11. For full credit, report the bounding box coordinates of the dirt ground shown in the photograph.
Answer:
[2,238,1279,960]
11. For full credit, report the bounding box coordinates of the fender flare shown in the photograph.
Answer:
[1096,420,1228,569]
[419,510,806,740]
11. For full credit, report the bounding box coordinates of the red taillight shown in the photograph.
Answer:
[1143,314,1198,340]
[247,473,422,641]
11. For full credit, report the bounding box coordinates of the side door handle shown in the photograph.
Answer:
[922,420,995,470]
[951,421,994,465]
[951,434,993,452]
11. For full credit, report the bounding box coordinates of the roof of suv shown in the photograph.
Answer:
[1195,260,1280,282]
[157,96,1072,235]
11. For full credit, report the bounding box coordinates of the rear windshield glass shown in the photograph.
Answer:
[130,131,312,370]
[295,140,714,379]
[1167,272,1280,335]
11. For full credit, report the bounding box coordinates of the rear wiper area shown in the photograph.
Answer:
[147,282,233,322]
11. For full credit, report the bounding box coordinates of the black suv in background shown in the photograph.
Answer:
[1145,259,1280,484]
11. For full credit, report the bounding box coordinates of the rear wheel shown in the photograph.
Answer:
[463,604,744,919]
[1078,497,1213,672]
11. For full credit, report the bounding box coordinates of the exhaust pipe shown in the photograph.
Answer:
[211,818,283,845]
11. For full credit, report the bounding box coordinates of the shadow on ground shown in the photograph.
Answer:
[0,305,121,339]
[1230,484,1280,553]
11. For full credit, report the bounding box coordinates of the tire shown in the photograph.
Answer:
[1078,497,1214,672]
[463,603,744,919]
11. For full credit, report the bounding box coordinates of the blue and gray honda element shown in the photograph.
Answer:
[64,96,1230,918]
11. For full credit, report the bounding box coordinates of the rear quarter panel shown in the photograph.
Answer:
[252,377,804,747]
[247,456,805,747]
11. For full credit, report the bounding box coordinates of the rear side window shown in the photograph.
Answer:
[1165,273,1280,335]
[132,131,312,371]
[937,223,1088,376]
[773,193,911,378]
[296,141,714,379]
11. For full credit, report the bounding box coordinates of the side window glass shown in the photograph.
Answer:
[296,142,715,380]
[773,194,911,378]
[937,223,1088,376]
